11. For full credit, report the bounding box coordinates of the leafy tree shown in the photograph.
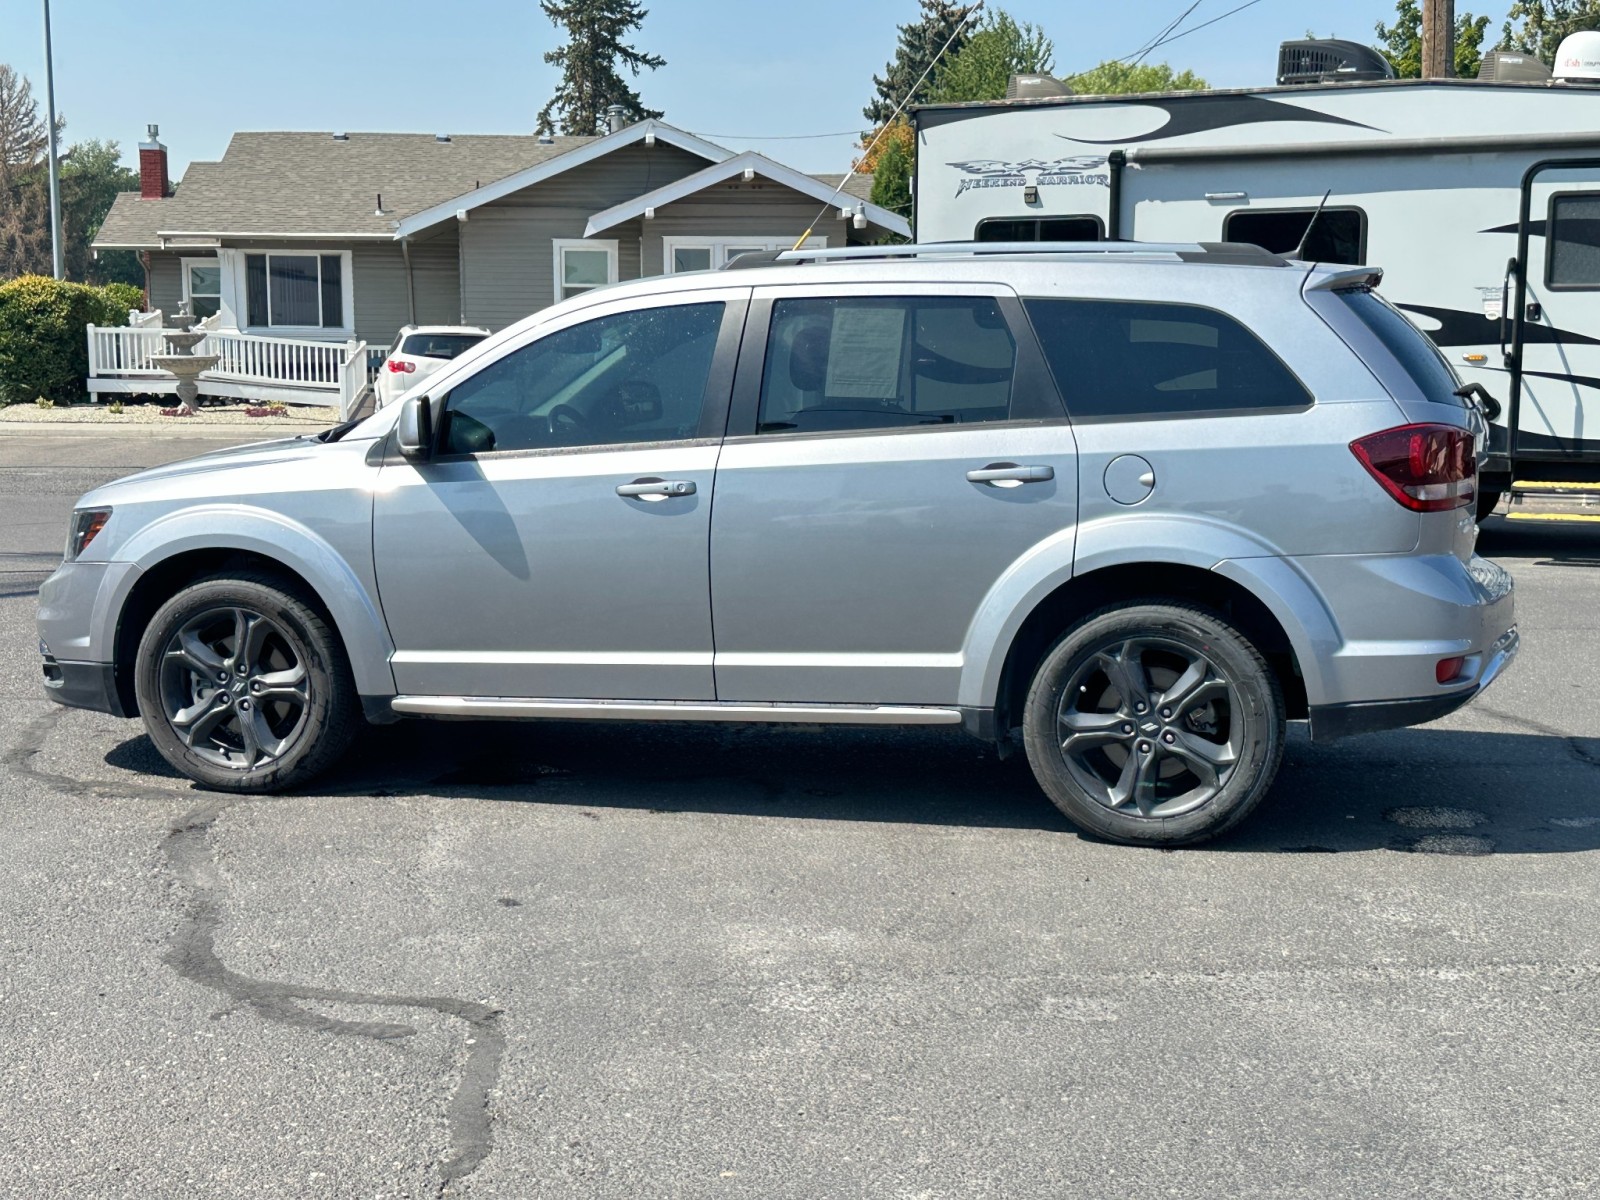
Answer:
[0,64,52,279]
[61,140,141,286]
[864,0,982,126]
[869,132,913,230]
[927,9,1054,103]
[1375,0,1492,77]
[1067,61,1208,95]
[536,0,665,136]
[854,119,915,175]
[1498,0,1600,64]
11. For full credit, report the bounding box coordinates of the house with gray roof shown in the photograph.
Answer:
[91,117,901,408]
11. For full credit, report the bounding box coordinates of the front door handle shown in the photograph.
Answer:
[967,463,1055,485]
[616,478,696,500]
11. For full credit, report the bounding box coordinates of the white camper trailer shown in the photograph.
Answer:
[911,38,1600,514]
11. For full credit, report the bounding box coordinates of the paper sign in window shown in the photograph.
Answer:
[825,307,904,398]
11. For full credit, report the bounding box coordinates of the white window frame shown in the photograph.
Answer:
[662,235,826,274]
[241,249,356,337]
[553,238,619,302]
[180,256,223,319]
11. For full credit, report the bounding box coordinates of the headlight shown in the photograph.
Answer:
[65,508,111,562]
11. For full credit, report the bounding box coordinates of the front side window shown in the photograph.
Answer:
[245,253,346,329]
[1224,208,1366,265]
[1547,193,1600,288]
[555,240,618,301]
[183,259,222,319]
[1025,298,1312,419]
[757,296,1017,434]
[440,302,725,455]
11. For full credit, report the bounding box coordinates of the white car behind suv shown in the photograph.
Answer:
[373,325,489,408]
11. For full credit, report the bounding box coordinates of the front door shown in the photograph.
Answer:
[1513,162,1600,463]
[372,289,746,700]
[709,285,1077,705]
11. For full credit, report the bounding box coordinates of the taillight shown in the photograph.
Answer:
[1350,424,1475,513]
[386,359,415,374]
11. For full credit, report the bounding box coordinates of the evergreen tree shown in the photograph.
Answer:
[928,9,1054,104]
[536,0,665,136]
[1498,0,1600,65]
[1374,0,1491,78]
[864,1,982,127]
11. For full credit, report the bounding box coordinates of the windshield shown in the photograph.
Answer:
[401,332,485,360]
[1336,287,1465,407]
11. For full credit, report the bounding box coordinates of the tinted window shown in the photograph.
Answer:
[976,216,1103,242]
[1335,288,1464,407]
[1024,298,1312,419]
[1548,193,1600,288]
[1224,208,1365,265]
[758,297,1016,434]
[402,332,486,360]
[440,303,724,455]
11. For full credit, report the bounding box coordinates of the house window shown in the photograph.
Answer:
[181,258,222,320]
[662,236,825,274]
[244,252,350,329]
[554,239,619,301]
[1223,207,1366,265]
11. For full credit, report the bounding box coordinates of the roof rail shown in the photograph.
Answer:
[721,240,1288,269]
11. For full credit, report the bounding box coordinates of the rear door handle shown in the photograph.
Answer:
[616,478,696,499]
[966,463,1055,485]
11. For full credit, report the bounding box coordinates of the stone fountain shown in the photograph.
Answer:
[150,303,219,415]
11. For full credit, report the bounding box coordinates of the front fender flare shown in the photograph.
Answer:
[103,504,395,697]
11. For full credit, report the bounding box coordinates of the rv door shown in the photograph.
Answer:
[1509,160,1600,470]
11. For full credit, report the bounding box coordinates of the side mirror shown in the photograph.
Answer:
[396,394,433,460]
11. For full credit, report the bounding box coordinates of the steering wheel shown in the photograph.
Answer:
[547,403,589,438]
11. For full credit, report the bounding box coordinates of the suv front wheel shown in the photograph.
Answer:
[1022,602,1285,846]
[133,573,360,792]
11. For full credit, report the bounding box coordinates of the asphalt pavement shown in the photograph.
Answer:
[2,424,1598,1199]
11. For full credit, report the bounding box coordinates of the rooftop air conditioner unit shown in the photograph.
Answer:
[1005,73,1074,100]
[1477,49,1554,82]
[1554,30,1600,82]
[1277,39,1397,86]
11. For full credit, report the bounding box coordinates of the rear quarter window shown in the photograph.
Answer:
[1334,288,1464,407]
[1023,298,1312,419]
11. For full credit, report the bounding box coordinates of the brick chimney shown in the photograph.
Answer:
[139,124,170,199]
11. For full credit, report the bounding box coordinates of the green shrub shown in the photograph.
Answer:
[0,275,135,406]
[107,399,124,414]
[100,281,145,316]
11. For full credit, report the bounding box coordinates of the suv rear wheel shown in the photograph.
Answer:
[1022,602,1285,846]
[133,573,359,792]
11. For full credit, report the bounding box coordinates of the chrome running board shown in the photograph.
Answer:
[388,696,964,725]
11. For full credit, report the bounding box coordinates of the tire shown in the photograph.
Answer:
[1022,602,1285,847]
[1476,489,1504,522]
[133,572,360,792]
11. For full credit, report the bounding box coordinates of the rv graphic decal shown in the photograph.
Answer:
[1057,94,1380,145]
[947,156,1109,197]
[1397,302,1600,348]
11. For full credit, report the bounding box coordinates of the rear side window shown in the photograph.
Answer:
[1023,298,1312,419]
[757,296,1019,433]
[401,332,485,360]
[1335,288,1464,407]
[1547,193,1600,289]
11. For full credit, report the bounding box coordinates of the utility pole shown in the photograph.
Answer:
[1422,0,1456,79]
[41,0,64,279]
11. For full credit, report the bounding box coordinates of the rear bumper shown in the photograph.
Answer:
[1309,625,1518,742]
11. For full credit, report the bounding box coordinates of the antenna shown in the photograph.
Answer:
[1291,189,1334,260]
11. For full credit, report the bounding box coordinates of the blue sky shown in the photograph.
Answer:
[3,0,1458,177]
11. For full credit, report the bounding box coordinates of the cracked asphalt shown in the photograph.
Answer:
[2,425,1599,1198]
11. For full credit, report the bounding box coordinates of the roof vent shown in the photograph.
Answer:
[1006,73,1073,100]
[1277,39,1396,85]
[332,132,349,141]
[1554,30,1600,82]
[1478,49,1555,82]
[537,130,554,145]
[435,133,451,143]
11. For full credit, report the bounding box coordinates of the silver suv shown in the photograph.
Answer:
[37,243,1518,846]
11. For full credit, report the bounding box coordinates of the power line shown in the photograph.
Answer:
[1144,0,1266,51]
[1127,1,1205,70]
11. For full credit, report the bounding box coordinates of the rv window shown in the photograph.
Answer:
[1023,298,1312,420]
[1334,288,1465,407]
[975,216,1103,243]
[1224,208,1365,265]
[1547,193,1600,289]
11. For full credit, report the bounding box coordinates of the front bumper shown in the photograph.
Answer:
[1309,625,1519,742]
[41,654,132,717]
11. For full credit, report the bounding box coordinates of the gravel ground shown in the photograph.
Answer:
[0,400,342,429]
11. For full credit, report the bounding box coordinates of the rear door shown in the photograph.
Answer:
[1513,163,1600,463]
[708,283,1077,706]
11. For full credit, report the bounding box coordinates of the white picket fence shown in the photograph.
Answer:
[86,322,370,419]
